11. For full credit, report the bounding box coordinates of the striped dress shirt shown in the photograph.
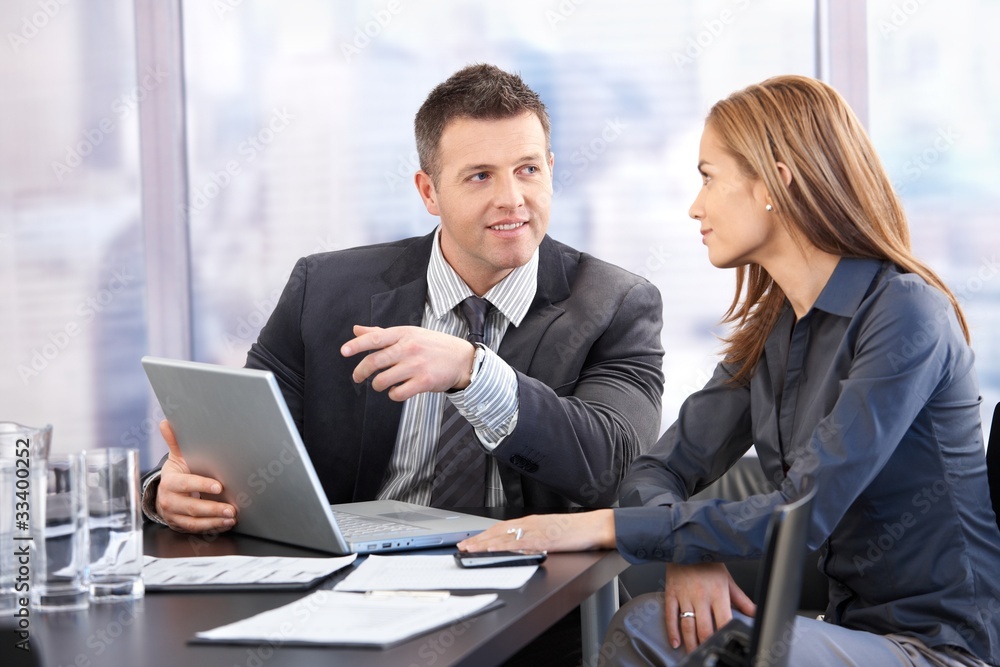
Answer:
[376,227,537,507]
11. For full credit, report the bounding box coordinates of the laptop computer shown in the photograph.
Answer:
[678,479,816,667]
[140,356,497,555]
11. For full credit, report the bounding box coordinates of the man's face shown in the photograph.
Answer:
[415,112,553,295]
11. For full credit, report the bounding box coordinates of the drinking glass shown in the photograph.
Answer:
[86,448,144,601]
[31,453,90,612]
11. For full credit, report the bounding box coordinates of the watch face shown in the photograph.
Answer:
[470,344,487,383]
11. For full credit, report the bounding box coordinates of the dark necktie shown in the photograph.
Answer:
[429,296,490,507]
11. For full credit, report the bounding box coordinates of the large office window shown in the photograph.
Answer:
[867,0,1000,430]
[6,1,997,464]
[1,1,148,456]
[181,0,816,428]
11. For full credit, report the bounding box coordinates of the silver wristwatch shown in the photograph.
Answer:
[469,343,487,384]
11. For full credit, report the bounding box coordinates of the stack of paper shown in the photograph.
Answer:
[191,553,540,647]
[334,554,539,591]
[143,554,357,590]
[194,590,499,647]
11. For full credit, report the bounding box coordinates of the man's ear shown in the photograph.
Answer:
[548,152,555,182]
[414,170,440,216]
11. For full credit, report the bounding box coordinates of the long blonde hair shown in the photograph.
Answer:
[708,75,969,385]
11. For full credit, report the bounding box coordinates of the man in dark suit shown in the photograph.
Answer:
[143,64,664,533]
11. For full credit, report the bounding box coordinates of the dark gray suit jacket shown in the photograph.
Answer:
[243,231,664,508]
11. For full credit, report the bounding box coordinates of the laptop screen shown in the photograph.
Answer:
[748,479,816,665]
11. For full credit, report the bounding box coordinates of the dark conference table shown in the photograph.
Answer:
[26,518,627,667]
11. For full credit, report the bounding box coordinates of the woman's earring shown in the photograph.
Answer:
[765,204,774,212]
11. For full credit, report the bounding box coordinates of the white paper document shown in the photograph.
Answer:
[194,590,499,647]
[333,554,538,592]
[142,554,357,590]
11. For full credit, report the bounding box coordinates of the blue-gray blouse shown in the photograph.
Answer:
[615,257,1000,663]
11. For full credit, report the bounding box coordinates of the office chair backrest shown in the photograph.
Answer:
[988,402,1000,535]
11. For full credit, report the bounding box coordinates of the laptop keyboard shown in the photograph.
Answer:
[332,510,423,539]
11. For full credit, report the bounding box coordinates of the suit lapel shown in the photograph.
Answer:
[352,234,573,503]
[497,236,570,373]
[496,237,571,504]
[353,234,432,500]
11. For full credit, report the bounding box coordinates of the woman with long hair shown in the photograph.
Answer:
[460,75,1000,666]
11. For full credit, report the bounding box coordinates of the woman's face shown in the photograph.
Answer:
[689,124,778,269]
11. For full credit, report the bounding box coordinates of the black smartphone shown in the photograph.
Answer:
[453,550,547,568]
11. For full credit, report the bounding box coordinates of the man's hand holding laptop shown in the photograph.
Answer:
[155,420,238,534]
[152,323,475,535]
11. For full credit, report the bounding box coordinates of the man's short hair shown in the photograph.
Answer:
[414,63,552,181]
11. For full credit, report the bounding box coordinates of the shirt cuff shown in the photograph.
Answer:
[614,506,676,564]
[141,470,169,525]
[448,346,519,450]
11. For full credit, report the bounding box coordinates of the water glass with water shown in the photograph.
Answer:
[0,422,51,617]
[86,447,144,601]
[31,453,90,612]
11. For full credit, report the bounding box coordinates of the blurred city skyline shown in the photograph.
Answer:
[2,0,997,468]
